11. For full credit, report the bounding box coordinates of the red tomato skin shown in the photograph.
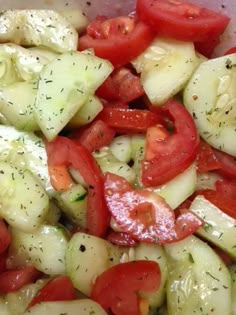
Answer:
[0,251,7,273]
[194,36,220,58]
[196,140,221,173]
[101,99,129,109]
[71,120,115,153]
[46,137,110,237]
[97,108,163,133]
[28,276,76,308]
[104,173,203,244]
[141,99,199,187]
[136,0,230,42]
[0,266,41,293]
[91,260,161,315]
[106,231,138,247]
[0,219,10,255]
[79,18,154,67]
[97,67,144,103]
[213,149,236,180]
[224,47,236,55]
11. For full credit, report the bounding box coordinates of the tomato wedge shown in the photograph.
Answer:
[104,173,203,244]
[97,67,144,102]
[91,260,161,315]
[79,15,154,67]
[213,149,236,180]
[224,47,236,55]
[141,99,199,187]
[0,251,7,273]
[46,136,110,237]
[0,266,41,293]
[0,219,10,255]
[215,179,236,200]
[97,108,163,133]
[28,276,76,308]
[136,0,230,42]
[196,140,221,173]
[71,120,115,153]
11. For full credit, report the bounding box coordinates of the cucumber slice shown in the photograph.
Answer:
[230,264,236,315]
[60,9,89,33]
[0,161,49,232]
[57,184,87,229]
[68,95,103,127]
[0,125,54,195]
[134,243,168,309]
[9,225,68,275]
[165,235,231,315]
[184,53,236,156]
[132,37,197,105]
[151,163,197,209]
[190,195,236,258]
[35,51,113,140]
[23,300,107,315]
[0,297,11,315]
[196,172,222,190]
[0,81,38,131]
[66,232,123,296]
[0,51,19,86]
[94,148,136,184]
[0,10,78,53]
[109,135,132,163]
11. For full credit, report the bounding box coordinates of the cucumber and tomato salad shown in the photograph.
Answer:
[0,1,235,315]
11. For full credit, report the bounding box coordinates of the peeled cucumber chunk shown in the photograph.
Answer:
[0,10,78,53]
[132,37,197,105]
[9,225,68,275]
[60,9,89,33]
[190,195,236,259]
[134,243,168,309]
[24,300,107,315]
[68,95,103,127]
[0,297,11,315]
[184,53,236,156]
[109,135,132,163]
[0,81,38,131]
[35,51,113,140]
[165,235,231,315]
[0,51,19,86]
[66,232,123,296]
[152,163,197,209]
[0,125,54,195]
[0,161,49,232]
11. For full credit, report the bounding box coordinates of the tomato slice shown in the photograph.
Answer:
[0,219,10,255]
[91,260,161,315]
[196,140,221,173]
[0,266,41,293]
[106,230,138,247]
[97,108,163,133]
[97,67,144,103]
[0,251,7,273]
[194,36,220,58]
[213,149,236,180]
[104,173,203,244]
[195,189,236,219]
[28,275,76,308]
[46,137,110,237]
[79,16,154,67]
[71,120,115,153]
[141,99,199,187]
[215,179,236,200]
[136,0,229,42]
[48,165,74,192]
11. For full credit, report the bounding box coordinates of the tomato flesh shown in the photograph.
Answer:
[104,173,203,244]
[213,149,236,180]
[106,230,138,247]
[91,260,161,315]
[79,16,154,67]
[136,0,230,42]
[196,140,221,173]
[0,219,10,255]
[141,99,199,187]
